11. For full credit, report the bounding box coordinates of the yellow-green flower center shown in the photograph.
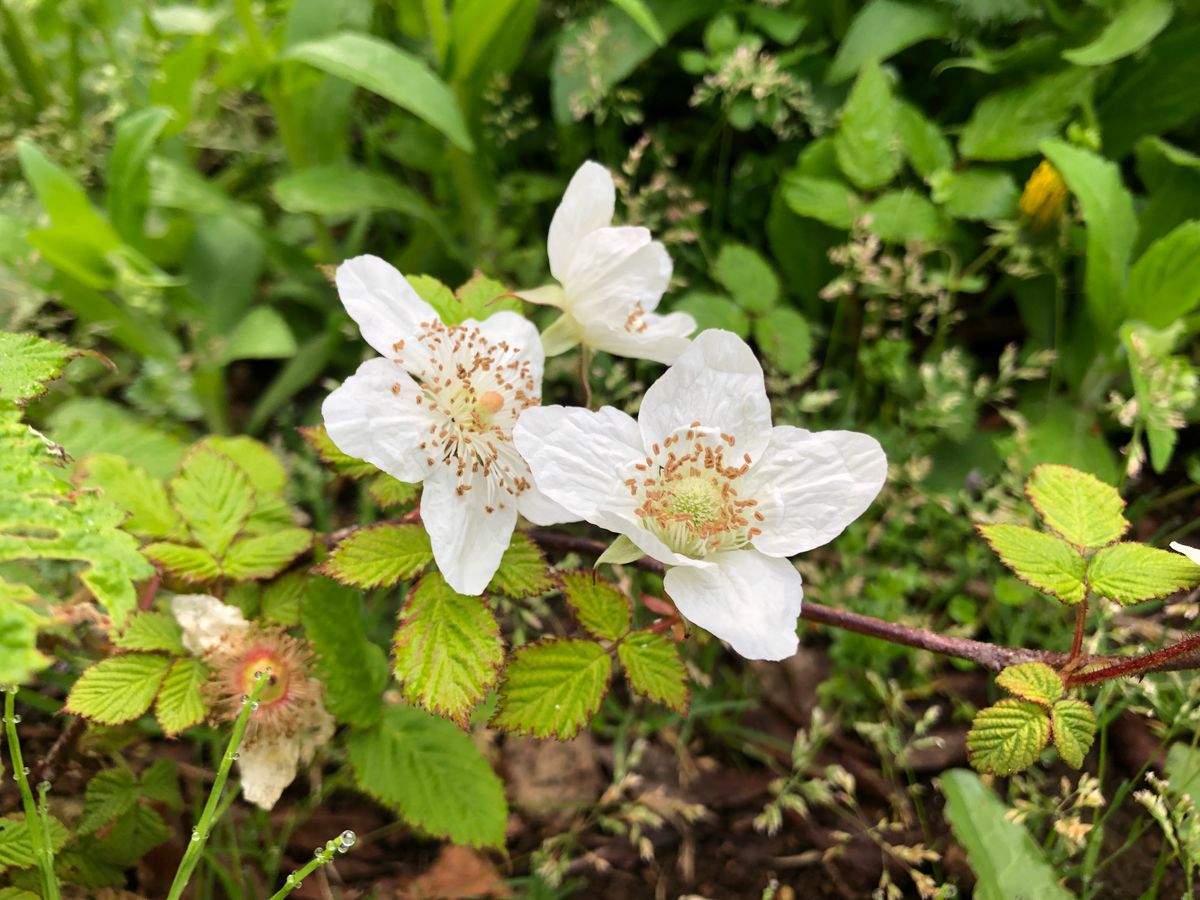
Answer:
[666,476,724,528]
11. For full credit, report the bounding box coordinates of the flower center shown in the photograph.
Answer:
[240,649,289,706]
[628,424,764,560]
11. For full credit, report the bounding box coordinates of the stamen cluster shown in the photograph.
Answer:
[207,629,319,740]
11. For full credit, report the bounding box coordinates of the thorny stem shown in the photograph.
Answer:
[4,687,60,900]
[1067,596,1089,669]
[165,671,271,900]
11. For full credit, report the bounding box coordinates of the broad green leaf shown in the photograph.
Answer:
[299,423,378,479]
[713,244,779,314]
[320,523,433,589]
[260,572,305,626]
[754,307,813,376]
[672,293,751,339]
[284,32,474,152]
[139,757,183,810]
[978,524,1087,604]
[301,577,389,728]
[413,272,521,326]
[113,611,186,655]
[142,542,221,582]
[833,60,901,191]
[932,168,1018,221]
[367,475,420,509]
[201,435,288,496]
[1086,542,1200,605]
[492,639,612,739]
[561,572,631,641]
[1042,140,1137,334]
[897,101,954,179]
[170,447,255,558]
[487,532,553,599]
[185,214,264,336]
[1126,221,1200,327]
[79,769,138,836]
[1120,321,1190,473]
[91,803,170,868]
[393,573,504,724]
[48,397,188,480]
[995,662,1063,706]
[346,704,507,847]
[780,174,860,229]
[0,814,71,876]
[967,699,1050,775]
[1062,0,1173,66]
[940,769,1075,900]
[960,69,1092,161]
[219,307,297,363]
[65,654,173,725]
[608,0,665,45]
[827,0,952,84]
[156,657,209,736]
[0,332,74,406]
[449,0,539,85]
[1165,743,1200,804]
[1051,699,1096,769]
[0,587,49,684]
[107,106,174,242]
[1025,464,1128,549]
[77,453,186,540]
[272,163,436,220]
[863,190,954,243]
[16,140,121,253]
[222,529,312,580]
[618,630,688,712]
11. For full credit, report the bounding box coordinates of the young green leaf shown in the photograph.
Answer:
[833,60,901,190]
[959,69,1092,161]
[1086,542,1200,605]
[77,453,186,540]
[142,542,222,582]
[995,662,1063,706]
[299,424,378,479]
[826,0,951,84]
[1025,464,1128,549]
[754,307,813,376]
[319,523,433,589]
[0,332,75,406]
[967,699,1051,775]
[0,581,49,684]
[487,532,553,599]
[977,524,1087,604]
[1126,220,1200,328]
[78,770,138,836]
[1051,699,1096,769]
[367,475,420,509]
[301,578,389,728]
[156,657,209,736]
[0,814,71,876]
[113,611,186,655]
[393,573,504,724]
[65,653,173,725]
[1061,0,1173,67]
[713,243,780,314]
[201,435,288,496]
[260,572,306,626]
[138,758,182,811]
[492,639,613,739]
[169,447,255,558]
[897,101,953,178]
[618,630,688,713]
[221,528,312,580]
[346,704,507,847]
[780,174,860,228]
[561,572,632,641]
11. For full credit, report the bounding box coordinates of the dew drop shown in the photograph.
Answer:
[254,670,265,680]
[12,714,21,723]
[191,829,200,842]
[22,767,30,775]
[340,830,357,848]
[229,752,240,761]
[251,701,260,711]
[240,694,250,706]
[286,874,296,885]
[315,846,323,858]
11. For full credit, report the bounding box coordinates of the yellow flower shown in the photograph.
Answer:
[1019,160,1068,232]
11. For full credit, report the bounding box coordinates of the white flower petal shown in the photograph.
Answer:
[664,549,803,661]
[638,330,773,460]
[470,310,545,386]
[321,357,436,484]
[238,736,301,810]
[1171,542,1200,565]
[748,427,887,558]
[296,695,336,763]
[517,482,579,526]
[171,594,248,655]
[561,227,662,316]
[336,255,440,358]
[548,161,615,282]
[421,465,518,595]
[585,309,696,365]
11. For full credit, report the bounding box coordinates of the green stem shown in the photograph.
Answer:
[0,0,52,110]
[267,831,357,900]
[165,672,271,900]
[577,346,593,409]
[4,687,60,900]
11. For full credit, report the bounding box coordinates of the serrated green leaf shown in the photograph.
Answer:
[561,572,631,641]
[113,611,186,655]
[978,524,1087,604]
[320,523,433,589]
[0,886,41,898]
[780,174,860,228]
[156,657,209,736]
[0,333,75,406]
[967,699,1051,775]
[0,583,48,684]
[139,757,182,811]
[618,630,688,713]
[450,272,522,323]
[169,447,255,558]
[492,639,612,739]
[367,474,420,509]
[301,577,388,728]
[1025,464,1128,549]
[201,435,287,495]
[79,769,138,836]
[754,307,813,376]
[393,573,504,724]
[487,532,552,599]
[299,424,378,479]
[995,662,1063,706]
[960,69,1092,161]
[713,244,779,314]
[897,100,953,179]
[0,814,70,875]
[1051,699,1096,769]
[1086,542,1200,605]
[260,572,305,626]
[833,60,901,190]
[347,704,507,847]
[77,453,186,540]
[143,542,221,581]
[65,653,172,725]
[89,803,170,867]
[222,528,312,580]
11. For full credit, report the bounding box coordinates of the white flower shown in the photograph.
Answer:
[520,161,696,365]
[513,330,887,661]
[322,255,574,595]
[1171,542,1200,565]
[170,595,335,810]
